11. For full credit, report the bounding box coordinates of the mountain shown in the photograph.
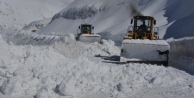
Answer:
[0,0,73,29]
[36,0,194,42]
[0,0,194,98]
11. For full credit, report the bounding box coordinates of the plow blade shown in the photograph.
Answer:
[77,34,101,43]
[120,39,170,65]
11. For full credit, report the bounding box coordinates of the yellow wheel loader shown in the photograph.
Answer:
[120,16,170,66]
[76,24,101,43]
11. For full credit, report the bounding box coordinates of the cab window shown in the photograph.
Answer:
[134,19,152,32]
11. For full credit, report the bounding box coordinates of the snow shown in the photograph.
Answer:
[0,0,194,98]
[36,0,169,44]
[120,40,170,62]
[163,0,194,39]
[0,29,194,98]
[168,37,194,75]
[27,0,194,43]
[37,0,137,37]
[80,34,101,37]
[122,39,169,45]
[77,34,101,43]
[0,0,73,29]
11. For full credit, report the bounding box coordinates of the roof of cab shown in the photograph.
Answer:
[133,16,154,19]
[81,23,92,26]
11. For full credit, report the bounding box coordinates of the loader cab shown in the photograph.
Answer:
[79,24,94,34]
[126,16,157,40]
[132,16,155,33]
[76,24,101,43]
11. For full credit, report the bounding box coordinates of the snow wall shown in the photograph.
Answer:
[169,38,194,75]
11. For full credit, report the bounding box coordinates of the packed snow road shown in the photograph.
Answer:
[0,31,194,98]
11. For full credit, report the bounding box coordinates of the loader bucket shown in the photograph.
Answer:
[120,39,170,65]
[76,34,101,43]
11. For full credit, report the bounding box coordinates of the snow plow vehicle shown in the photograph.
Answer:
[76,24,101,43]
[120,16,170,66]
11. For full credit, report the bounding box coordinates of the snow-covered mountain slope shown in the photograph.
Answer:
[0,29,194,98]
[0,0,73,29]
[37,0,167,43]
[163,0,194,39]
[35,0,194,42]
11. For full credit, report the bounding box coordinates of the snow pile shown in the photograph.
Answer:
[56,62,194,98]
[53,39,119,58]
[1,29,67,45]
[1,29,194,97]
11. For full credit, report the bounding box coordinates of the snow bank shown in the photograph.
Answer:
[56,61,194,98]
[0,28,120,97]
[1,29,194,98]
[169,38,194,58]
[1,28,69,45]
[168,38,194,74]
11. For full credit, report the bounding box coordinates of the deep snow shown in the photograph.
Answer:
[0,0,194,98]
[0,28,194,98]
